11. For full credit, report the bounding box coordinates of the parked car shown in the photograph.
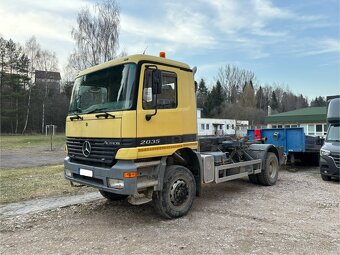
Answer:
[320,98,340,181]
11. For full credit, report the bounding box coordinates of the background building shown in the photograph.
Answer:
[265,107,327,137]
[197,109,249,137]
[35,70,61,94]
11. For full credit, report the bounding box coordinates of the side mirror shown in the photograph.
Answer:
[152,69,162,95]
[144,66,162,121]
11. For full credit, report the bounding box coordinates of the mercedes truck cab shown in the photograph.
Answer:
[320,98,340,181]
[64,53,282,218]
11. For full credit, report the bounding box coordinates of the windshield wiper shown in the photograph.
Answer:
[84,108,115,119]
[85,108,110,114]
[69,114,83,121]
[95,112,115,119]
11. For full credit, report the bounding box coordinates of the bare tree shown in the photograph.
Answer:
[216,65,256,104]
[0,37,6,90]
[262,84,273,113]
[221,102,266,125]
[37,50,58,133]
[22,36,41,134]
[37,50,58,71]
[68,0,120,75]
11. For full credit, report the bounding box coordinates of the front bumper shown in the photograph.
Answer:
[64,157,138,195]
[320,156,340,178]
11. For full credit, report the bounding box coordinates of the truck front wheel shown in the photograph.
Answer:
[153,165,196,219]
[258,152,279,186]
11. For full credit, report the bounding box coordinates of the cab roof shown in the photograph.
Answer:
[77,54,191,77]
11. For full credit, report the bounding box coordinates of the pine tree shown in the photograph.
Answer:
[196,78,208,108]
[241,80,256,107]
[0,38,30,133]
[270,91,279,111]
[311,96,326,107]
[203,80,225,117]
[255,86,264,110]
[214,80,225,108]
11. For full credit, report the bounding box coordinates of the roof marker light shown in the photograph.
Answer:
[159,52,166,58]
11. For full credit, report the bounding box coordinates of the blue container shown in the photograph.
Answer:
[247,128,321,155]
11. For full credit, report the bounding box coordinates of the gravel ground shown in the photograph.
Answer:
[0,146,64,169]
[0,166,339,255]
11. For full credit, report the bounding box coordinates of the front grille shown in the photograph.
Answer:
[331,153,340,168]
[67,137,135,166]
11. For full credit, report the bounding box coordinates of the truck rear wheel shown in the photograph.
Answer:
[258,152,279,186]
[99,190,128,201]
[153,165,196,219]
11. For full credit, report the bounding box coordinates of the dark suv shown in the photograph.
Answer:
[320,124,340,181]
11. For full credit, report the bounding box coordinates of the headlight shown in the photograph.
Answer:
[108,178,124,189]
[320,149,331,156]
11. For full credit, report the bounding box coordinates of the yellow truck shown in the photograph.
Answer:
[64,53,283,218]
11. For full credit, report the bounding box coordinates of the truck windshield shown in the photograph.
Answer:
[326,124,340,142]
[69,63,136,114]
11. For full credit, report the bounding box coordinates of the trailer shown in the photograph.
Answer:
[247,127,323,165]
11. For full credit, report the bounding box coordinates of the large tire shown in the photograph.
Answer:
[258,152,279,186]
[99,190,128,201]
[153,165,196,219]
[321,175,331,181]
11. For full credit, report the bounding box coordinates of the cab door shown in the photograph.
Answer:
[136,64,183,146]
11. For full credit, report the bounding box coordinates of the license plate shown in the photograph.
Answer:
[79,169,93,177]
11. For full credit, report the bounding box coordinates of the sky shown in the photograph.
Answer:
[0,0,339,99]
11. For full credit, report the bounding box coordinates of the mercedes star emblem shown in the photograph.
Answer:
[82,141,91,157]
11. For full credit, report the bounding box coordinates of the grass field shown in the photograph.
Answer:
[0,134,65,149]
[0,165,95,204]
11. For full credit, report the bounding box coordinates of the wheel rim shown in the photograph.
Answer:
[170,179,189,206]
[268,158,278,179]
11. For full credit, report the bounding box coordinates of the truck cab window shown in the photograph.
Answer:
[69,63,136,114]
[143,69,177,110]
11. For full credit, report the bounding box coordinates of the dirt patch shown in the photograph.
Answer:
[0,167,339,254]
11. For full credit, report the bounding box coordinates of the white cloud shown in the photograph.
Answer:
[0,11,73,43]
[204,0,291,36]
[0,0,91,69]
[0,0,87,16]
[0,0,336,74]
[119,2,215,56]
[252,0,292,19]
[119,0,292,59]
[302,38,340,56]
